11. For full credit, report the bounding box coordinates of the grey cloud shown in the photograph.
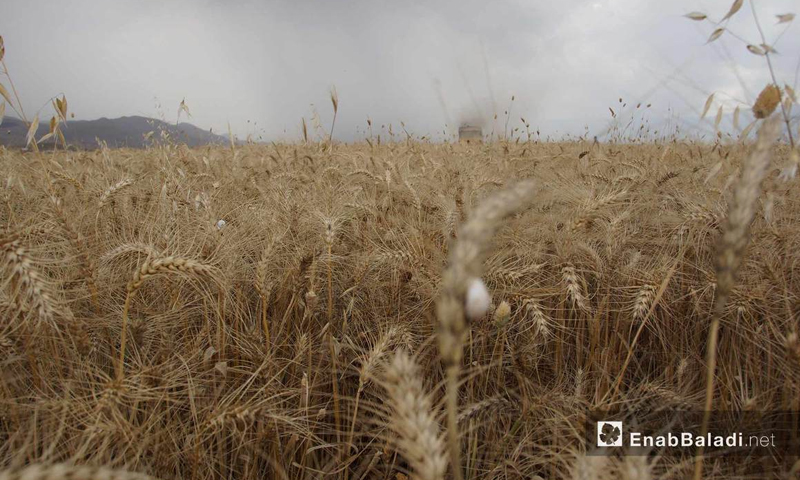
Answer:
[0,0,797,142]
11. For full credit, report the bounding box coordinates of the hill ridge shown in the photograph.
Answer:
[0,115,228,149]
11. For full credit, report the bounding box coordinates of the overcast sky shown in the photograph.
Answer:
[1,0,797,141]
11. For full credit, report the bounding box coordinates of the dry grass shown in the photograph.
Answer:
[1,133,799,479]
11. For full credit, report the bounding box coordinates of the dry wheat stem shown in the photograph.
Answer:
[255,237,277,349]
[693,117,780,480]
[118,256,216,380]
[437,180,536,480]
[347,328,396,452]
[48,193,98,308]
[98,179,134,208]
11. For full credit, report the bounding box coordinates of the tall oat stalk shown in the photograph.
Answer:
[686,1,795,149]
[0,36,29,124]
[748,1,795,150]
[328,86,339,147]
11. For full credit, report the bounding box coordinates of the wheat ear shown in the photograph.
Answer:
[1,237,59,326]
[383,350,447,480]
[98,178,134,208]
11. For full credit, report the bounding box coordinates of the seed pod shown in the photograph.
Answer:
[753,84,781,119]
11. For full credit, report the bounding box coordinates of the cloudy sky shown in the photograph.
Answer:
[1,0,797,141]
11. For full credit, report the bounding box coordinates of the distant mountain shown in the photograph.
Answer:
[0,115,229,149]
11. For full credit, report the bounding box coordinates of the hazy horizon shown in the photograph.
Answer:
[1,0,798,142]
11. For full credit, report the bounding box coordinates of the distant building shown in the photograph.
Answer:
[458,125,482,143]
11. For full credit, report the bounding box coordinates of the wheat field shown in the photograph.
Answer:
[1,129,799,480]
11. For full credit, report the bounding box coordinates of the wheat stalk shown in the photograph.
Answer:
[48,194,98,307]
[347,327,398,453]
[49,171,83,191]
[320,217,343,450]
[98,178,134,208]
[255,235,279,350]
[437,180,536,480]
[693,116,780,480]
[119,256,217,380]
[102,243,162,263]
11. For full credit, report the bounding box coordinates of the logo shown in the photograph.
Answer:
[597,421,623,447]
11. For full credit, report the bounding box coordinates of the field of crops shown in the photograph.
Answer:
[1,126,799,479]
